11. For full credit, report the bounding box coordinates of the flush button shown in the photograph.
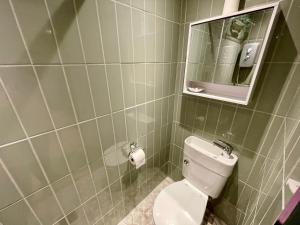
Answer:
[183,159,189,166]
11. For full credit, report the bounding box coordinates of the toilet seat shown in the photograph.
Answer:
[153,179,208,225]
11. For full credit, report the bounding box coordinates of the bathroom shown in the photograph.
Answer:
[0,0,299,224]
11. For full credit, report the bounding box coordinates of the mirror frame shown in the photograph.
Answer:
[183,2,281,105]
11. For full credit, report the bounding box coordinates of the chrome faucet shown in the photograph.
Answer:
[213,139,233,156]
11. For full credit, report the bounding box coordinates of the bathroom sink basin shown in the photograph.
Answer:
[184,136,238,177]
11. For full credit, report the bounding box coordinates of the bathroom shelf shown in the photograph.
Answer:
[183,2,281,105]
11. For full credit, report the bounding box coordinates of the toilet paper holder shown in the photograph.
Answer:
[128,142,146,169]
[129,142,139,156]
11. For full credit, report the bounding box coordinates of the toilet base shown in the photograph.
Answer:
[153,179,208,225]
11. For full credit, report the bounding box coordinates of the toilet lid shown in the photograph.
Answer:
[153,180,208,225]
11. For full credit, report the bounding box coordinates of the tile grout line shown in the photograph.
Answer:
[129,0,139,146]
[159,0,168,165]
[95,0,119,215]
[172,1,185,122]
[260,128,285,187]
[152,0,157,173]
[41,1,100,223]
[41,0,91,216]
[0,74,67,224]
[141,0,151,178]
[0,61,197,67]
[251,145,274,223]
[2,60,296,68]
[235,117,283,206]
[228,104,238,136]
[0,94,175,150]
[242,114,274,182]
[92,200,124,225]
[190,97,200,134]
[285,119,300,149]
[94,0,120,220]
[258,188,282,225]
[71,0,110,222]
[252,119,284,187]
[202,101,211,136]
[244,121,286,224]
[43,0,110,223]
[142,0,147,158]
[284,128,300,167]
[110,0,180,25]
[255,148,300,224]
[5,1,79,224]
[165,0,173,165]
[285,83,300,117]
[52,187,124,225]
[254,167,286,224]
[282,118,286,210]
[173,118,283,160]
[113,0,131,213]
[175,92,300,119]
[213,103,224,138]
[0,159,43,225]
[118,0,145,212]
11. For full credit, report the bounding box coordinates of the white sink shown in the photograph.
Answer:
[184,136,238,177]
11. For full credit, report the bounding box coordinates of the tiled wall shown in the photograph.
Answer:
[169,0,300,225]
[0,0,180,225]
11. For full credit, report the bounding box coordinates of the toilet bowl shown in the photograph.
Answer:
[153,179,208,225]
[153,136,238,225]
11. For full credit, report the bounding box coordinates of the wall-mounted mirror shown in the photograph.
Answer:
[183,2,280,105]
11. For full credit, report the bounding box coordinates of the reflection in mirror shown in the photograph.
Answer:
[184,5,279,104]
[187,8,272,86]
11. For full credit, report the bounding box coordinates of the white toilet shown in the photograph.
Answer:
[153,136,238,225]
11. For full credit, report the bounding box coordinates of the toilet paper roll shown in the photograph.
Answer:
[129,147,145,169]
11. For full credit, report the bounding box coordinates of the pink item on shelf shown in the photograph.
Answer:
[278,187,300,224]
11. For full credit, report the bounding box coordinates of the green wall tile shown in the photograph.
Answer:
[58,126,87,172]
[97,0,120,63]
[1,67,53,135]
[36,66,76,128]
[0,1,30,64]
[88,65,111,116]
[79,120,102,163]
[75,0,104,63]
[27,187,63,225]
[0,200,40,225]
[45,0,84,63]
[0,141,47,195]
[31,132,68,182]
[65,66,94,121]
[52,175,80,214]
[0,85,25,146]
[11,0,60,64]
[0,164,21,209]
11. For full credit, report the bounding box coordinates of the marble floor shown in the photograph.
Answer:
[118,177,227,225]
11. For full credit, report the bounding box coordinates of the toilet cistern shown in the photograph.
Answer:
[153,136,238,225]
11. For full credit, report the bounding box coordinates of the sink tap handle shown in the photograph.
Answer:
[213,139,233,155]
